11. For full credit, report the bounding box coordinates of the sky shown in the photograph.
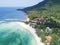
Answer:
[0,0,44,7]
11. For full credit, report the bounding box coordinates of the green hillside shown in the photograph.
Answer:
[24,1,60,45]
[24,0,60,22]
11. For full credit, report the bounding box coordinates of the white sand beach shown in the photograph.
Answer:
[15,22,45,45]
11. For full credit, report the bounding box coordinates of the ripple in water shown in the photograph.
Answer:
[0,22,36,45]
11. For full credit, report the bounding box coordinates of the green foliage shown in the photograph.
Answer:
[28,11,41,20]
[44,18,60,28]
[26,0,60,21]
[50,34,59,45]
[25,0,60,45]
[35,24,46,29]
[36,29,46,42]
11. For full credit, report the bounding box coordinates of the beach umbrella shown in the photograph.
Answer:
[45,36,52,45]
[45,36,52,42]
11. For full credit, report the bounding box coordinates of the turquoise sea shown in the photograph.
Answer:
[0,22,36,45]
[0,7,36,45]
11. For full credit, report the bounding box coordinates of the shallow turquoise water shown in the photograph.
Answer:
[0,22,36,45]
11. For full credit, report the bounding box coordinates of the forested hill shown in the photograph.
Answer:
[23,0,60,21]
[23,0,60,11]
[23,0,48,11]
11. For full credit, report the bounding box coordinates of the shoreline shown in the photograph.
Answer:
[0,21,45,45]
[15,22,45,45]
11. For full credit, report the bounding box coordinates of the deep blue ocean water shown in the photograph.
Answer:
[0,7,26,21]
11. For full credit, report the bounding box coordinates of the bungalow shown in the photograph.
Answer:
[31,17,47,24]
[30,17,47,28]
